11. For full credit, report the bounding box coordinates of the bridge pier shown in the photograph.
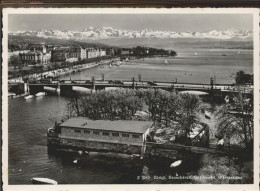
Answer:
[92,82,96,93]
[24,82,28,94]
[56,82,61,95]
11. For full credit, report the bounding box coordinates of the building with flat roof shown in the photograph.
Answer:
[48,117,153,154]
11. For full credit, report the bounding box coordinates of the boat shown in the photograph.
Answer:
[194,52,198,56]
[13,95,22,99]
[164,59,168,64]
[205,111,211,119]
[238,51,240,55]
[24,95,33,100]
[31,177,58,185]
[8,92,16,98]
[35,92,46,97]
[170,160,182,168]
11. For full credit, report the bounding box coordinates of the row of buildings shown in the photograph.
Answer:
[18,44,107,66]
[18,45,51,66]
[51,47,106,63]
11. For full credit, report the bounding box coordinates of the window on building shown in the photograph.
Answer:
[122,133,129,138]
[132,134,140,139]
[112,132,119,137]
[93,131,100,135]
[102,132,109,136]
[74,129,81,133]
[84,130,90,134]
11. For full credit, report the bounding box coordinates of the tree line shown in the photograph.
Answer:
[65,88,201,138]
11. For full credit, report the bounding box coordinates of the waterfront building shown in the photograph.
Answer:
[48,117,153,154]
[19,45,50,66]
[79,47,87,60]
[51,47,70,62]
[51,47,105,62]
[51,47,86,62]
[121,49,131,55]
[106,48,114,56]
[86,48,98,59]
[99,49,106,57]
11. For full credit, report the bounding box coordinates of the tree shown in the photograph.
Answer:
[177,93,202,139]
[170,50,177,57]
[234,70,253,85]
[9,55,22,69]
[215,86,253,149]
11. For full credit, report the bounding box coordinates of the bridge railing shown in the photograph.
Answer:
[27,80,253,93]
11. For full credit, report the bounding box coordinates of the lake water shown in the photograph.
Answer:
[63,49,253,84]
[8,48,253,184]
[8,96,202,184]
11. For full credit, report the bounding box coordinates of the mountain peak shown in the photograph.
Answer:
[10,27,253,41]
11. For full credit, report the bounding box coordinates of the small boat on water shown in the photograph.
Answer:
[31,177,58,185]
[24,95,33,100]
[164,59,168,64]
[194,52,198,56]
[205,111,211,119]
[35,92,46,97]
[170,160,182,168]
[13,95,22,99]
[8,92,16,98]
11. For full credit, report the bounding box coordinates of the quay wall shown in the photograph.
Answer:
[47,137,142,154]
[47,136,183,159]
[145,146,180,159]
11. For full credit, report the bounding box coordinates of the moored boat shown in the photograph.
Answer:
[31,177,58,185]
[24,95,34,100]
[8,92,16,98]
[35,92,46,97]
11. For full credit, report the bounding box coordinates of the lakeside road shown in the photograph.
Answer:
[8,58,116,83]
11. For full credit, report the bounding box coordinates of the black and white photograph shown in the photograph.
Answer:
[2,8,259,191]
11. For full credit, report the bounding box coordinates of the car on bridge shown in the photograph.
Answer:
[85,80,92,84]
[147,81,157,86]
[108,80,123,84]
[115,80,123,84]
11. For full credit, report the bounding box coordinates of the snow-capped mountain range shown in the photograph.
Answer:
[9,27,253,41]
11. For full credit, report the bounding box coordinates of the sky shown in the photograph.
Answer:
[9,14,253,32]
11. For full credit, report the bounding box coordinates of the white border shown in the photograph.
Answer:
[2,8,259,191]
